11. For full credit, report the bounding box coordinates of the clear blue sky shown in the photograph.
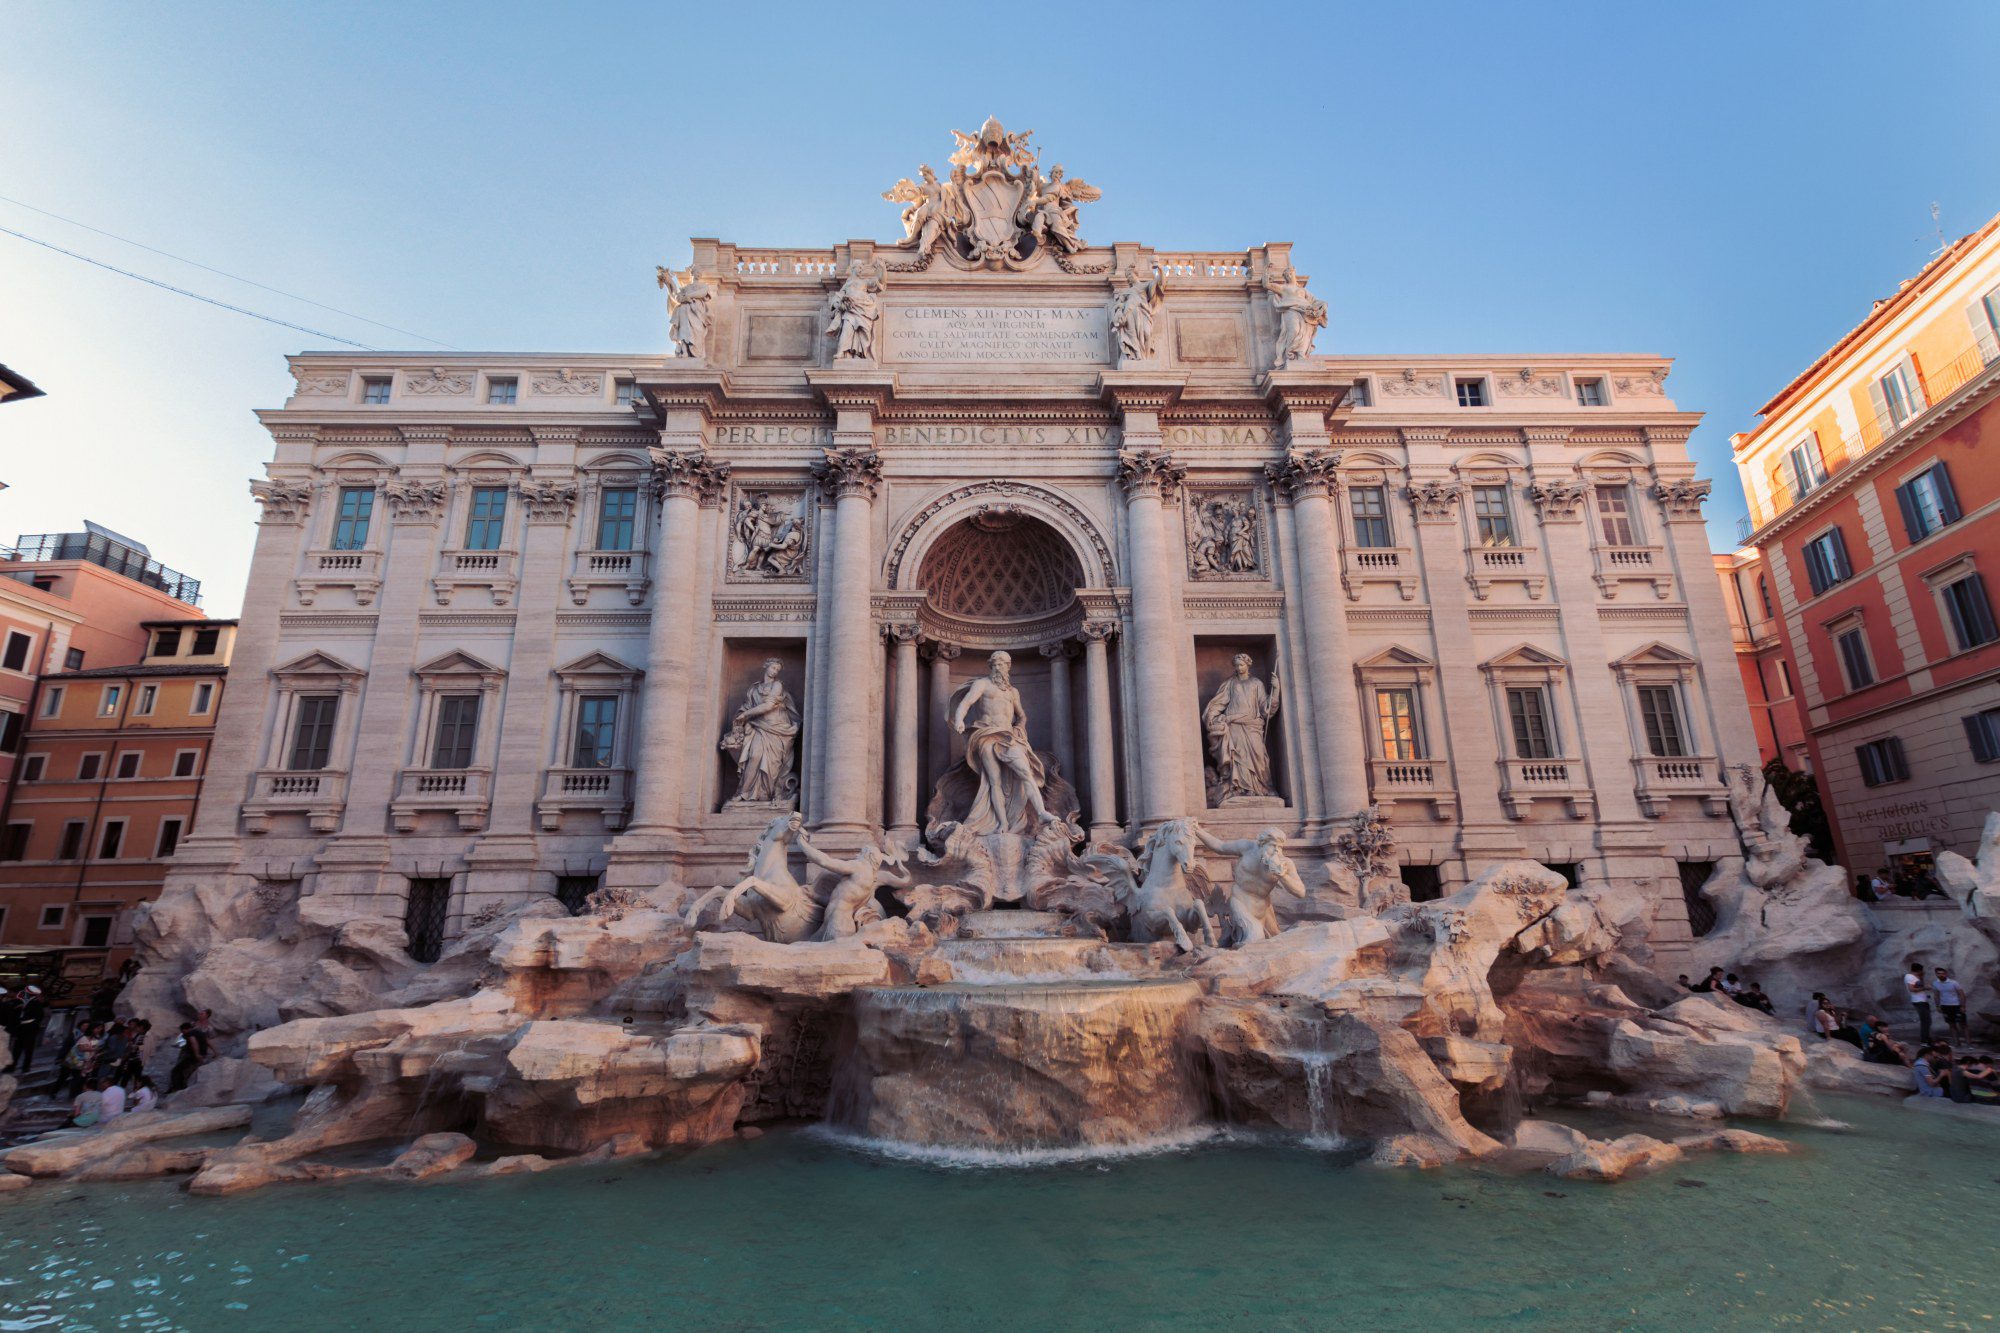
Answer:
[3,1,1996,615]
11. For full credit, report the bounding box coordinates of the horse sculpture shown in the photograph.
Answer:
[1112,818,1218,953]
[682,811,821,943]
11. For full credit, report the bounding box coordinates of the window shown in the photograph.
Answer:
[2,631,31,672]
[115,752,141,780]
[152,628,182,657]
[1679,861,1719,937]
[1777,658,1794,696]
[597,487,639,551]
[1963,708,2000,764]
[20,754,44,782]
[1942,572,1999,652]
[288,695,340,771]
[1803,528,1852,595]
[615,379,641,407]
[1636,685,1687,757]
[173,749,199,778]
[97,820,124,859]
[430,695,481,769]
[1349,486,1392,548]
[191,627,221,655]
[1855,736,1910,787]
[0,823,29,861]
[361,377,392,405]
[464,487,508,551]
[1594,485,1637,546]
[77,753,102,781]
[192,681,215,714]
[1971,287,2000,364]
[39,686,62,718]
[1545,863,1581,890]
[79,914,112,948]
[1894,463,1961,542]
[486,376,518,405]
[1347,378,1372,408]
[1400,864,1442,903]
[63,647,83,670]
[1757,575,1773,619]
[1836,627,1875,691]
[1874,358,1926,428]
[39,904,65,929]
[405,878,452,963]
[0,711,20,754]
[1374,688,1424,760]
[1785,437,1828,498]
[156,817,184,858]
[332,487,375,550]
[136,684,158,716]
[572,695,619,767]
[56,821,85,861]
[554,875,598,916]
[1574,377,1607,407]
[98,685,122,717]
[1472,486,1515,547]
[1454,378,1487,407]
[1507,687,1556,759]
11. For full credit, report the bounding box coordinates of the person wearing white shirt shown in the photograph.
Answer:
[1905,966,1934,1044]
[129,1078,158,1114]
[98,1080,127,1121]
[1934,967,1968,1042]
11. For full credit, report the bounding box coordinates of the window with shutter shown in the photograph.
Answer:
[1594,485,1637,546]
[1970,290,2000,365]
[1856,737,1910,787]
[1896,463,1961,542]
[1349,487,1392,547]
[1507,687,1555,759]
[288,695,340,771]
[1804,529,1850,594]
[430,695,481,769]
[1636,685,1687,757]
[1374,689,1423,760]
[1962,709,2000,764]
[1836,628,1874,690]
[1943,573,1999,651]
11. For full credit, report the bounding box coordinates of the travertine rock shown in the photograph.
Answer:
[1509,1119,1590,1156]
[1546,1133,1683,1181]
[1604,996,1805,1118]
[2,1106,253,1178]
[0,1173,31,1193]
[1677,1127,1794,1155]
[1687,859,1872,1016]
[168,1056,284,1109]
[1369,1134,1460,1168]
[390,1132,478,1180]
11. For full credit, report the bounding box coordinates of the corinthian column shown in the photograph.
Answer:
[926,641,960,795]
[888,624,921,837]
[1117,447,1190,823]
[1080,620,1119,840]
[814,445,884,837]
[1041,639,1075,784]
[628,447,730,832]
[1270,447,1370,819]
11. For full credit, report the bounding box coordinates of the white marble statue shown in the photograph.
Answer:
[683,812,819,942]
[1020,164,1101,255]
[658,266,714,360]
[1118,818,1219,953]
[732,494,808,577]
[1203,656,1282,804]
[826,264,883,360]
[1189,496,1258,575]
[1266,267,1327,366]
[1194,823,1307,946]
[796,831,908,941]
[720,659,800,806]
[881,164,959,256]
[950,650,1055,835]
[1109,266,1166,364]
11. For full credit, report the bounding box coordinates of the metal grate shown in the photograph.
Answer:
[1678,861,1718,937]
[404,877,452,963]
[554,875,598,917]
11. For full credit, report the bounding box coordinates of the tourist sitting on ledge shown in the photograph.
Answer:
[69,1078,106,1128]
[1864,1025,1910,1067]
[1958,1055,2000,1100]
[1734,981,1776,1015]
[1828,1008,1866,1050]
[1677,973,1694,990]
[1692,967,1726,993]
[1912,1046,1949,1097]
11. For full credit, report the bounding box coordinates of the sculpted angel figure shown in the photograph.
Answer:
[1203,655,1282,803]
[1021,164,1100,255]
[1266,267,1327,366]
[882,164,957,255]
[1193,823,1307,946]
[951,650,1055,835]
[1108,266,1166,364]
[657,266,714,360]
[721,658,800,804]
[825,263,883,360]
[795,830,909,941]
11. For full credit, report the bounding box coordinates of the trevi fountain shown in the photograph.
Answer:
[5,121,2000,1329]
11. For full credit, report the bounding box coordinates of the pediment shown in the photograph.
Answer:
[270,649,364,680]
[1355,644,1435,671]
[1611,641,1699,668]
[1481,643,1567,670]
[413,649,505,679]
[555,650,643,679]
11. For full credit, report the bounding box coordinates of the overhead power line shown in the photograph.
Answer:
[0,193,458,349]
[0,223,379,349]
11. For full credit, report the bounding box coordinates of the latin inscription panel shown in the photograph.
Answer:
[881,305,1109,363]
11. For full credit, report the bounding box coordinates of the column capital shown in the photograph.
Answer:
[1116,448,1186,501]
[650,447,731,505]
[1264,449,1342,499]
[816,446,884,500]
[1527,478,1590,521]
[925,640,961,662]
[517,477,580,524]
[884,622,922,645]
[1651,477,1712,521]
[1039,639,1076,660]
[383,477,449,524]
[1405,478,1463,524]
[250,478,314,525]
[1079,619,1119,643]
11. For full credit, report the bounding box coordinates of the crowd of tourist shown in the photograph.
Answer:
[1,974,219,1127]
[1854,866,1946,902]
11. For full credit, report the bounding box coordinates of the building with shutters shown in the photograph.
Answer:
[1733,212,2000,878]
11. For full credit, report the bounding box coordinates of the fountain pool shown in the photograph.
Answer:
[4,1095,1996,1330]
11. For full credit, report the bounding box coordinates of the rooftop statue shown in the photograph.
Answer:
[883,118,1101,268]
[657,266,714,360]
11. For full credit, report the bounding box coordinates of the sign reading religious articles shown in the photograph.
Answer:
[882,118,1103,272]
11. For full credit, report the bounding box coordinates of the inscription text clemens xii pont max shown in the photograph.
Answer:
[882,305,1109,363]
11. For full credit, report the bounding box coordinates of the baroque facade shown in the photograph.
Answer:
[167,123,1755,960]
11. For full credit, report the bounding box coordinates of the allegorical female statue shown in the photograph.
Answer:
[1202,654,1282,804]
[826,264,883,361]
[950,650,1055,834]
[721,658,799,805]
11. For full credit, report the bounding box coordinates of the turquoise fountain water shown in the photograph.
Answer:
[3,1095,1997,1330]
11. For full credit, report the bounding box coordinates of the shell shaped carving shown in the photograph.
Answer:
[917,515,1084,621]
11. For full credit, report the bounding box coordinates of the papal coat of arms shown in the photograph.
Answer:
[882,117,1102,270]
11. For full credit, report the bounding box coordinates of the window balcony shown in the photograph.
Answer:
[1367,756,1457,821]
[1630,754,1727,818]
[1496,757,1594,821]
[431,549,519,607]
[244,768,348,834]
[1465,544,1546,601]
[1342,545,1418,600]
[1591,544,1672,600]
[297,548,383,606]
[567,549,650,606]
[390,767,493,832]
[537,766,631,830]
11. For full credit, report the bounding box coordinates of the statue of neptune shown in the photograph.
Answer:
[950,650,1054,835]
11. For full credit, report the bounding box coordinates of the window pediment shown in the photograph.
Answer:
[1480,643,1567,674]
[555,651,644,687]
[413,649,505,683]
[271,650,365,684]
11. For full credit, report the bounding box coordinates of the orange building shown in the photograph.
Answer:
[1734,213,2000,879]
[0,619,235,966]
[1713,547,1810,771]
